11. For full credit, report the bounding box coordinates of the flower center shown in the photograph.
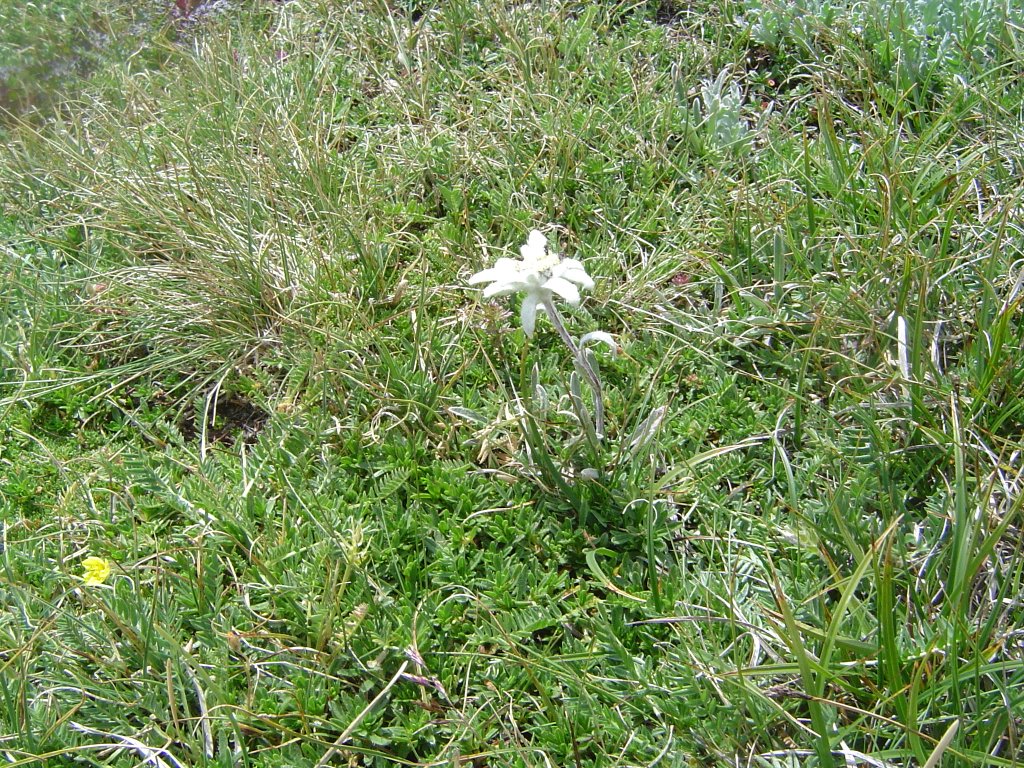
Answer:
[528,250,561,274]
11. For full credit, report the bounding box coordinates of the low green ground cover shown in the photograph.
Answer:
[1,0,1022,765]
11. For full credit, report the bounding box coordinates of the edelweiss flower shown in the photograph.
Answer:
[469,229,594,336]
[80,556,112,586]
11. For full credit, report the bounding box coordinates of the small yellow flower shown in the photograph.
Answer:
[81,557,112,586]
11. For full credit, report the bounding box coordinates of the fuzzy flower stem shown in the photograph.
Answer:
[541,297,604,439]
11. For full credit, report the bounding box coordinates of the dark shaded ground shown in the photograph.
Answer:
[179,394,270,446]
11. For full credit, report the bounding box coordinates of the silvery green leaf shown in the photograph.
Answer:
[738,289,772,313]
[530,363,547,409]
[581,349,600,381]
[570,370,583,400]
[897,314,911,381]
[628,405,667,457]
[580,468,600,481]
[930,319,945,375]
[568,375,599,449]
[1000,263,1023,314]
[448,406,489,424]
[580,331,618,357]
[556,408,579,423]
[533,383,549,411]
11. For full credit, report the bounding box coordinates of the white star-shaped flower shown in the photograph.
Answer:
[469,229,594,336]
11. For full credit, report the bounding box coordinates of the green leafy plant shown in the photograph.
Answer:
[467,228,669,519]
[686,67,755,158]
[737,0,840,54]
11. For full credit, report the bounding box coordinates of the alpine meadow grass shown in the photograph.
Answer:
[1,0,1022,765]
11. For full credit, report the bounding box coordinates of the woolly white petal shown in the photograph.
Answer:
[544,276,581,306]
[520,292,540,336]
[482,273,536,297]
[482,282,519,299]
[520,229,548,262]
[467,268,496,285]
[468,258,521,285]
[554,259,594,290]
